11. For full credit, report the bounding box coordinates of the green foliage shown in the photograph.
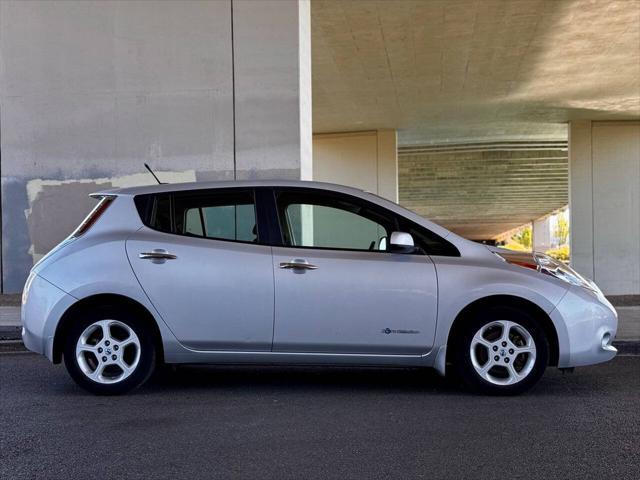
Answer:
[554,216,569,245]
[502,242,530,252]
[545,244,570,262]
[511,226,532,249]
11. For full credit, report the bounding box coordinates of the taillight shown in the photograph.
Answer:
[70,196,115,238]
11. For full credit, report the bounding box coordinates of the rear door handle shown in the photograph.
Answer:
[279,259,318,270]
[139,250,177,260]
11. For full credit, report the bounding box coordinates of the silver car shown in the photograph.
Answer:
[21,180,618,395]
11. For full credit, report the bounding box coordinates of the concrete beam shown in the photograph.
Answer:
[398,142,568,240]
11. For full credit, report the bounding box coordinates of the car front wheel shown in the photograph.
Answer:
[451,306,549,395]
[63,306,156,395]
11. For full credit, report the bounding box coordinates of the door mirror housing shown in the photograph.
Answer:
[389,231,415,253]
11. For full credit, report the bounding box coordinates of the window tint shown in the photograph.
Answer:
[136,190,258,243]
[152,194,172,233]
[401,220,460,257]
[173,191,257,242]
[276,191,394,251]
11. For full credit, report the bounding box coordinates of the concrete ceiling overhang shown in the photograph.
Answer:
[398,141,568,239]
[311,0,640,145]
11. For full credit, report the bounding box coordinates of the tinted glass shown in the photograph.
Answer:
[173,191,257,242]
[152,194,172,233]
[277,191,393,251]
[401,220,460,256]
[136,190,258,243]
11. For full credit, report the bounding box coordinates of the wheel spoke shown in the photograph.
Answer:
[479,360,494,375]
[506,363,521,383]
[515,345,535,354]
[100,320,112,343]
[77,343,97,353]
[88,363,106,381]
[116,358,133,375]
[500,321,512,342]
[472,332,492,349]
[120,336,136,349]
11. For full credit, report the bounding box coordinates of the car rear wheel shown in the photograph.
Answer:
[451,306,549,395]
[63,306,156,395]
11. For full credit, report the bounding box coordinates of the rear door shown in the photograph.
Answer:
[127,188,274,351]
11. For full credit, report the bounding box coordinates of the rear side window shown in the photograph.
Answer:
[152,194,172,232]
[135,190,258,243]
[173,191,257,242]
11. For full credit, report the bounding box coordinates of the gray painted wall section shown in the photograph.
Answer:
[0,0,311,292]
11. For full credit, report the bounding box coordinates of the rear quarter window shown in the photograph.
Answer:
[134,194,172,232]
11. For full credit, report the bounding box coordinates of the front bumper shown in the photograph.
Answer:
[21,274,76,361]
[552,286,618,368]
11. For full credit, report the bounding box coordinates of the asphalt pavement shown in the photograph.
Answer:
[1,354,639,479]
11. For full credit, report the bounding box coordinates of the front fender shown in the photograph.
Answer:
[432,256,570,348]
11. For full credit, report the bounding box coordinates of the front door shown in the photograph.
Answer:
[127,188,274,351]
[271,189,438,355]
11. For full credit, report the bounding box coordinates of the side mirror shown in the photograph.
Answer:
[389,231,415,253]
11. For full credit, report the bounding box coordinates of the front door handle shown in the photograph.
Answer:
[139,249,177,260]
[279,259,318,270]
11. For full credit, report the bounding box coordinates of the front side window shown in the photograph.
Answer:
[276,191,394,251]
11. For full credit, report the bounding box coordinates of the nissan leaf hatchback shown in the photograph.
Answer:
[21,180,618,395]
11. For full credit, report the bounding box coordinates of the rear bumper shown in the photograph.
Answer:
[552,286,618,368]
[21,274,76,361]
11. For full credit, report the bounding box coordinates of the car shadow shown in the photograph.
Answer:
[136,359,631,398]
[142,364,465,396]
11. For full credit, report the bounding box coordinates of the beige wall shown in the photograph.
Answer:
[312,130,398,202]
[569,121,640,295]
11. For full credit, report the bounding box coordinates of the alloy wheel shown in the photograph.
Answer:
[75,319,141,384]
[469,320,537,386]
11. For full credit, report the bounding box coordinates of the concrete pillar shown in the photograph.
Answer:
[569,120,640,295]
[0,0,312,292]
[312,130,398,202]
[569,121,595,279]
[233,0,312,180]
[532,216,552,253]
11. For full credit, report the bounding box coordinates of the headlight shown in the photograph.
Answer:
[533,253,598,291]
[494,250,598,292]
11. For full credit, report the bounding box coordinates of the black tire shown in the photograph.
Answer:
[63,305,156,395]
[451,306,549,396]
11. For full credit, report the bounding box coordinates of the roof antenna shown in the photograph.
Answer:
[144,163,165,184]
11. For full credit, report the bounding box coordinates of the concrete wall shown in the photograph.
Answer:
[0,0,311,292]
[233,0,312,180]
[312,130,398,202]
[570,121,640,295]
